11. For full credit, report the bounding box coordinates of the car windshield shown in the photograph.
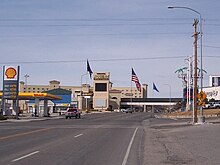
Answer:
[68,109,77,112]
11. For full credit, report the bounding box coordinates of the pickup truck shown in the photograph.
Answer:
[204,102,214,109]
[65,108,81,119]
[204,102,220,109]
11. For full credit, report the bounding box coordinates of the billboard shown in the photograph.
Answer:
[211,76,220,87]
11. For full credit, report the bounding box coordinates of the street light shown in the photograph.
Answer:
[24,74,29,113]
[168,6,204,123]
[80,73,88,111]
[24,74,29,93]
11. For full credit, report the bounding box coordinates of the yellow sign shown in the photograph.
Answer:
[33,93,46,97]
[94,73,109,80]
[197,91,207,101]
[198,101,205,106]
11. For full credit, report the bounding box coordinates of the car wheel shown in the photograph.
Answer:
[65,116,68,119]
[78,114,81,118]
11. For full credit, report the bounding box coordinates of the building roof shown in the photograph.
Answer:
[0,92,61,100]
[49,80,60,84]
[44,88,72,95]
[121,98,182,102]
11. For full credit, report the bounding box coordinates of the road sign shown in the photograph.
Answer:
[197,91,207,101]
[198,101,205,106]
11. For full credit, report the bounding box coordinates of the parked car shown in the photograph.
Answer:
[121,109,126,112]
[114,109,120,112]
[65,108,81,119]
[121,108,133,113]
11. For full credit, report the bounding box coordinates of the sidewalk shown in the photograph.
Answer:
[0,113,64,122]
[0,110,108,123]
[158,109,220,125]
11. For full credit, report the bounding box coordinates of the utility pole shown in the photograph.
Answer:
[193,19,199,123]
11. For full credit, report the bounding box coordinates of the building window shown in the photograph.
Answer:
[95,83,107,92]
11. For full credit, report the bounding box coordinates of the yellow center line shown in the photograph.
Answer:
[0,127,53,140]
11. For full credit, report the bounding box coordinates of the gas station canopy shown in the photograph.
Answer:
[0,92,61,100]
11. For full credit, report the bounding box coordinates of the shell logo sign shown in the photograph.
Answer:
[4,66,18,80]
[3,66,19,100]
[5,67,17,79]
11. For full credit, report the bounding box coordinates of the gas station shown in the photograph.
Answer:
[0,92,61,117]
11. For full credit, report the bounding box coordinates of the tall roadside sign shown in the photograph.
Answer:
[2,66,20,119]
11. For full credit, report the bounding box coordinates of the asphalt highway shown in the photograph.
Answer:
[0,112,150,165]
[1,112,220,165]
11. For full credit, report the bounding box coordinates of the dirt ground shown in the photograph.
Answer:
[163,109,220,118]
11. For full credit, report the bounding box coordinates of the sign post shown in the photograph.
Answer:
[197,91,207,123]
[2,66,20,119]
[197,91,207,109]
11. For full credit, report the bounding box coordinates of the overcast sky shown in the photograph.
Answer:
[0,0,220,97]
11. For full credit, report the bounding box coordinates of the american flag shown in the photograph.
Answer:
[131,68,141,92]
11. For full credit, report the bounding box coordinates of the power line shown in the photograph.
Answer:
[1,55,219,65]
[0,32,191,38]
[203,45,220,49]
[0,56,187,65]
[0,23,192,27]
[0,18,193,22]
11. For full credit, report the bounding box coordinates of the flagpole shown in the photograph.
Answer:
[152,85,154,113]
[80,73,87,111]
[130,67,133,110]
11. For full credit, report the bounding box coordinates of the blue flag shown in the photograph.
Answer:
[153,83,159,92]
[87,59,93,79]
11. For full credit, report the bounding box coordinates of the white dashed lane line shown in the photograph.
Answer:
[122,128,138,165]
[12,151,40,162]
[74,134,83,138]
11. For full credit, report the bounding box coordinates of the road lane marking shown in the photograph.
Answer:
[12,151,39,162]
[0,128,52,141]
[74,134,83,138]
[122,127,138,165]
